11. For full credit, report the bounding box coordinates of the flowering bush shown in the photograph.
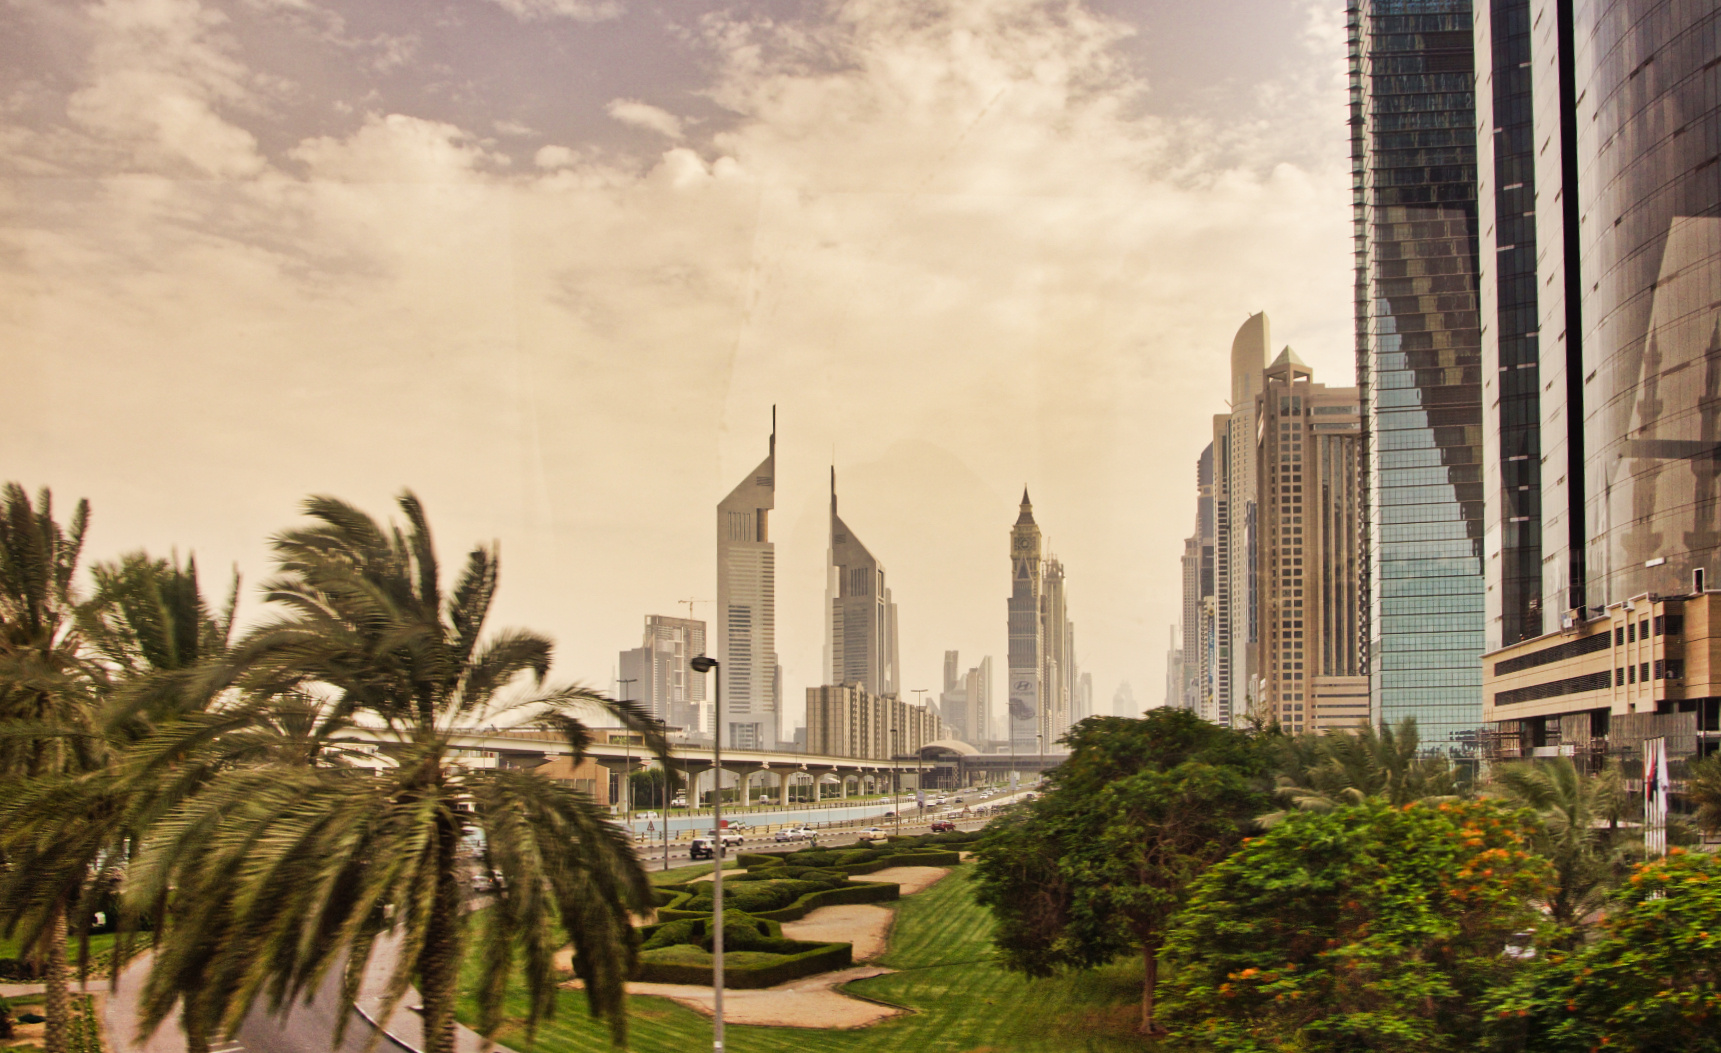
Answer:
[1485,847,1721,1052]
[1161,798,1549,1051]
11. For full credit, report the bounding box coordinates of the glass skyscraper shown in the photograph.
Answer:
[1349,0,1487,754]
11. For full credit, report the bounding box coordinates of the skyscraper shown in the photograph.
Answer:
[1199,315,1271,727]
[617,615,708,732]
[1475,0,1721,760]
[1187,443,1218,715]
[1255,348,1364,733]
[825,469,900,697]
[939,650,993,747]
[1008,490,1045,752]
[716,419,781,749]
[1007,492,1078,751]
[1350,0,1486,753]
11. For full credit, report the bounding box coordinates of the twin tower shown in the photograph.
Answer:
[715,418,1083,755]
[713,419,903,753]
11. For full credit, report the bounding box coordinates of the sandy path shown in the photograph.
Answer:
[854,866,949,896]
[780,904,894,961]
[688,868,746,883]
[620,967,905,1029]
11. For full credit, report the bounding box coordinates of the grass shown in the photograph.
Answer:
[457,868,1154,1052]
[647,862,715,886]
[0,932,117,962]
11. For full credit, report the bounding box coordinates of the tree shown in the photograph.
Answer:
[1487,848,1721,1052]
[1683,752,1721,836]
[1488,758,1629,936]
[1265,718,1463,822]
[127,493,671,1053]
[0,550,238,1053]
[1161,798,1549,1052]
[0,484,96,1053]
[973,709,1271,1033]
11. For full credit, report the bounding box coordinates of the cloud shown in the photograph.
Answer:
[604,99,683,139]
[289,113,502,181]
[477,0,624,23]
[62,0,266,178]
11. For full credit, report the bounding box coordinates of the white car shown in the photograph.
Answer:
[858,826,885,839]
[635,810,661,821]
[774,827,810,842]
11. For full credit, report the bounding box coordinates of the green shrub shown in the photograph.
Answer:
[634,940,853,988]
[748,880,899,922]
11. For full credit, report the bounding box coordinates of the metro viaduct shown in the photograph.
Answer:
[342,727,1063,801]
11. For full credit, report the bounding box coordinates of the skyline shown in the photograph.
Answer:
[0,0,1356,730]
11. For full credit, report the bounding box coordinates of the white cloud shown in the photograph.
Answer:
[63,0,266,178]
[604,99,684,139]
[477,0,624,23]
[289,113,501,181]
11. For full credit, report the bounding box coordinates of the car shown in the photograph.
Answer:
[953,797,966,803]
[689,837,716,860]
[883,810,896,817]
[670,795,687,807]
[707,829,744,845]
[774,827,810,842]
[635,810,661,821]
[929,820,956,833]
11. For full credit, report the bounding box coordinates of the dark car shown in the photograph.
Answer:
[929,820,956,833]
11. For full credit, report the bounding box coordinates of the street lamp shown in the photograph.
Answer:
[688,655,724,1053]
[618,677,637,825]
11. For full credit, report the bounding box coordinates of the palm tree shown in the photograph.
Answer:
[1684,752,1721,836]
[1264,718,1462,823]
[0,484,96,1053]
[0,549,238,1053]
[1489,757,1628,933]
[129,492,670,1053]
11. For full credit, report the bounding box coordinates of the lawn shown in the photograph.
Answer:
[0,931,117,962]
[457,868,1154,1053]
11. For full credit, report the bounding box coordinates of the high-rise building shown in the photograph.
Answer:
[1113,680,1137,718]
[1195,315,1272,727]
[1255,348,1364,732]
[717,419,781,749]
[1008,490,1045,751]
[617,615,708,732]
[1007,492,1078,752]
[1349,0,1486,754]
[939,651,993,747]
[1078,671,1093,723]
[805,684,944,760]
[1164,625,1184,710]
[825,470,900,697]
[1043,556,1078,740]
[1188,443,1218,715]
[1474,0,1721,760]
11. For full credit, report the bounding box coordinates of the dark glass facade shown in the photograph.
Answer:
[1350,0,1487,753]
[1478,0,1546,647]
[1578,0,1721,607]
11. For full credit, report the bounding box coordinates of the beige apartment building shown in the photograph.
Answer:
[1254,348,1365,733]
[805,684,944,760]
[1483,592,1721,762]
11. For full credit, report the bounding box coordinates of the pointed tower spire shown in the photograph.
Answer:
[831,464,837,512]
[1016,487,1036,526]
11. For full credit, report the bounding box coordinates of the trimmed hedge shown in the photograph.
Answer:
[749,880,898,922]
[635,940,853,988]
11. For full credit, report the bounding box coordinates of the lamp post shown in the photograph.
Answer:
[689,655,724,1052]
[618,678,637,825]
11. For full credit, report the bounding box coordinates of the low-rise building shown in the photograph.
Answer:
[1482,591,1721,765]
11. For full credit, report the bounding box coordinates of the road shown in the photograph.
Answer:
[631,787,1034,867]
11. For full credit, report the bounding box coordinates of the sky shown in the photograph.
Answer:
[0,0,1355,731]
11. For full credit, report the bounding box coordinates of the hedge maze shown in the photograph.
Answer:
[633,831,980,988]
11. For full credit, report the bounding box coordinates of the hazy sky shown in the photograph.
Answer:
[0,0,1354,730]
